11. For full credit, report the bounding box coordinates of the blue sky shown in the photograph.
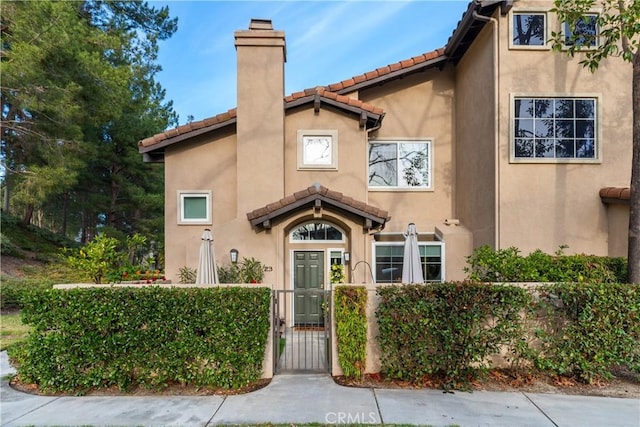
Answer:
[152,1,470,125]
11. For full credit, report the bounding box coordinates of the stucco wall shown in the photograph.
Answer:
[361,69,457,229]
[605,204,630,257]
[454,22,497,249]
[496,1,633,255]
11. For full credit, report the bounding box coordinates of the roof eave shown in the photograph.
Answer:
[138,118,237,155]
[335,55,449,95]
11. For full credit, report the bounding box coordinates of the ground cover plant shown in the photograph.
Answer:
[10,286,271,393]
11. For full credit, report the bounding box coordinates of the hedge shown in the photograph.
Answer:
[334,286,368,380]
[376,283,531,388]
[376,282,640,388]
[533,282,640,382]
[10,286,271,393]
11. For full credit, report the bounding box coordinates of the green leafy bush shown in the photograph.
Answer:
[533,282,640,382]
[0,278,53,311]
[67,234,125,284]
[465,246,627,283]
[334,286,367,380]
[376,283,531,388]
[10,286,271,393]
[217,257,264,283]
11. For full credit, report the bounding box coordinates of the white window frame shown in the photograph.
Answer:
[562,13,599,50]
[510,93,602,164]
[368,139,433,191]
[372,241,445,283]
[509,11,549,50]
[297,129,338,170]
[289,221,345,243]
[177,190,211,225]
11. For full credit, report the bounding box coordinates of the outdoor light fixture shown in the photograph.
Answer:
[343,252,350,263]
[230,248,239,264]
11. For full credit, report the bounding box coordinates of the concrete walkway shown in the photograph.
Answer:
[2,351,639,427]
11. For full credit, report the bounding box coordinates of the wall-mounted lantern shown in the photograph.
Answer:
[230,248,239,264]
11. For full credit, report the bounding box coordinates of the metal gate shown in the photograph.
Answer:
[273,289,332,373]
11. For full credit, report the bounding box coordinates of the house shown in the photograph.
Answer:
[139,1,631,295]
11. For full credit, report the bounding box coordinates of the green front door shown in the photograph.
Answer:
[294,251,324,326]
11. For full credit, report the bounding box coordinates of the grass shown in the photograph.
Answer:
[0,311,31,350]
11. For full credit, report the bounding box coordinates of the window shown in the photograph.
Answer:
[368,141,431,189]
[513,97,597,160]
[374,243,443,283]
[297,130,338,169]
[178,191,211,224]
[291,222,344,241]
[564,14,598,47]
[511,12,546,47]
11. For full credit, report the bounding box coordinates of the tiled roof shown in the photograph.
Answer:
[600,187,631,204]
[284,87,384,115]
[247,184,390,231]
[138,109,237,150]
[322,48,446,94]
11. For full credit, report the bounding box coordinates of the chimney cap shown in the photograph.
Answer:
[249,18,273,30]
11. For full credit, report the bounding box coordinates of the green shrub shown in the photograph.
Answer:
[67,234,125,284]
[334,286,367,380]
[533,282,640,382]
[376,283,531,389]
[217,257,264,283]
[465,246,628,283]
[0,278,53,311]
[10,286,271,393]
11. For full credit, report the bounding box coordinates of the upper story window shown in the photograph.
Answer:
[513,96,597,161]
[178,190,211,225]
[511,12,547,48]
[564,14,598,48]
[291,222,344,242]
[368,140,432,189]
[297,129,338,170]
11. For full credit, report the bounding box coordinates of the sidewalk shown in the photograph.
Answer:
[2,351,639,427]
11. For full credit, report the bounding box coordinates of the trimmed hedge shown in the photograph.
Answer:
[376,283,531,388]
[334,286,367,380]
[534,282,640,382]
[10,286,271,393]
[376,282,640,388]
[0,278,53,311]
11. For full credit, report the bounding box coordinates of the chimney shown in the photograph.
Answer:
[234,19,286,215]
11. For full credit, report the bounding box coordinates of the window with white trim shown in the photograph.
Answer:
[511,12,547,48]
[178,191,211,224]
[297,130,338,170]
[564,14,598,48]
[290,221,344,242]
[373,243,443,283]
[368,140,431,189]
[513,97,597,160]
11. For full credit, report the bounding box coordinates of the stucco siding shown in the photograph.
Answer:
[496,1,632,255]
[362,70,457,231]
[455,24,497,248]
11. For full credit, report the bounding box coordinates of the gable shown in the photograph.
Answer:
[247,185,390,232]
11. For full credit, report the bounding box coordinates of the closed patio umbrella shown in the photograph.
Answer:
[402,223,424,284]
[196,229,219,284]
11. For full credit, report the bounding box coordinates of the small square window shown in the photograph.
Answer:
[564,14,598,48]
[297,130,338,170]
[511,12,547,48]
[178,191,211,224]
